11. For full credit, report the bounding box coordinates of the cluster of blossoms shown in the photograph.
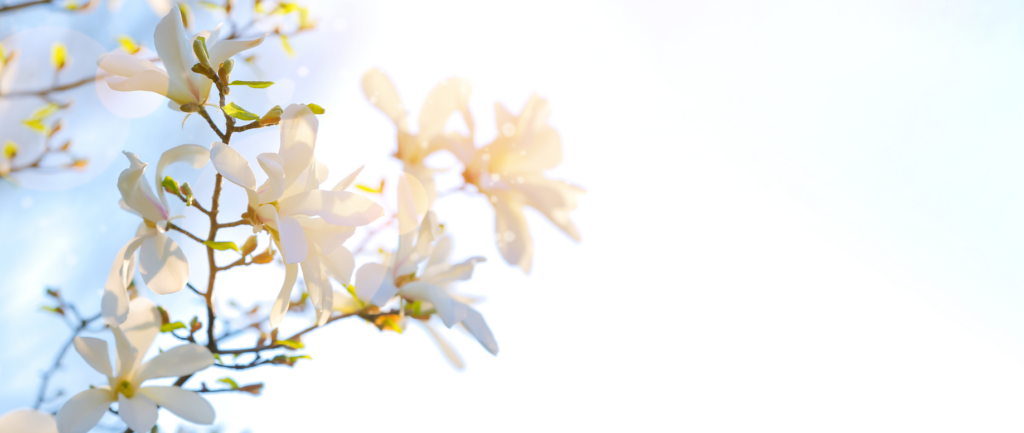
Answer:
[2,4,580,432]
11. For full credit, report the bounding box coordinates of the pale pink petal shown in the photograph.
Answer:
[277,190,383,227]
[139,231,189,295]
[117,152,167,223]
[418,77,473,140]
[154,3,208,105]
[155,144,210,209]
[103,237,146,325]
[255,153,286,203]
[210,142,257,190]
[269,263,299,329]
[139,387,215,425]
[322,246,355,285]
[354,262,389,305]
[414,320,465,370]
[276,214,308,264]
[56,389,113,433]
[118,392,158,433]
[362,68,408,132]
[421,257,486,285]
[278,104,318,189]
[518,176,584,241]
[293,215,355,254]
[137,344,214,382]
[331,165,364,192]
[207,34,265,67]
[396,173,428,235]
[461,305,499,355]
[112,326,140,379]
[427,235,452,268]
[121,297,162,372]
[72,337,112,377]
[399,281,456,327]
[0,409,57,433]
[493,193,533,274]
[97,53,162,76]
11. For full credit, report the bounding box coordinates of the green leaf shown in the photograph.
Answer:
[40,305,64,316]
[160,322,186,333]
[223,102,260,121]
[276,340,304,350]
[217,377,240,389]
[306,103,325,115]
[203,240,240,253]
[212,353,222,363]
[229,80,274,88]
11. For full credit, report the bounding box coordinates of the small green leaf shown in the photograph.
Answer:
[203,240,240,253]
[41,305,65,316]
[212,353,222,363]
[160,322,186,333]
[223,102,260,121]
[228,80,274,88]
[217,377,240,389]
[306,103,324,114]
[276,340,304,350]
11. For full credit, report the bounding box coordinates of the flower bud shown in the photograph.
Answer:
[192,36,212,71]
[180,181,194,206]
[180,102,202,113]
[162,176,180,196]
[259,105,283,126]
[221,58,234,75]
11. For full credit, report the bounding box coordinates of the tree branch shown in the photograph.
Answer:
[33,312,102,410]
[168,222,205,244]
[0,0,53,15]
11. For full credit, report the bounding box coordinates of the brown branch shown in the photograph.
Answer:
[217,219,248,228]
[168,222,205,244]
[0,0,53,15]
[230,120,269,133]
[197,108,226,142]
[213,310,386,356]
[174,192,211,216]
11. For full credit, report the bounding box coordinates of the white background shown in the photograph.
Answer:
[4,0,1024,431]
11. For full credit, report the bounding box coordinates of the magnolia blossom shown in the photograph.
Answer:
[0,409,57,433]
[210,104,383,327]
[57,298,215,433]
[105,146,209,325]
[463,96,583,273]
[97,4,264,111]
[336,176,498,356]
[362,69,475,205]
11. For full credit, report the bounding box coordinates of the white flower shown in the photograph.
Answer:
[0,409,57,433]
[210,104,383,327]
[463,96,583,273]
[104,146,209,325]
[56,298,216,433]
[97,4,264,111]
[362,69,475,206]
[338,175,498,356]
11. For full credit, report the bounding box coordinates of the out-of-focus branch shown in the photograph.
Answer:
[33,310,102,410]
[0,0,53,14]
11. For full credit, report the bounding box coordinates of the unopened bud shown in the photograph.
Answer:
[259,105,283,126]
[221,58,234,75]
[162,176,180,196]
[192,36,212,71]
[180,182,194,206]
[218,59,233,94]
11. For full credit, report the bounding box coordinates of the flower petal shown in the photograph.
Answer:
[97,53,163,77]
[155,144,210,209]
[154,3,207,105]
[399,281,456,327]
[361,68,408,132]
[493,193,533,274]
[396,173,429,235]
[421,256,486,285]
[256,152,286,203]
[461,305,499,355]
[112,326,140,379]
[0,409,57,433]
[55,389,113,433]
[269,263,298,329]
[276,214,308,264]
[137,344,214,383]
[331,165,364,192]
[145,0,171,15]
[491,95,563,173]
[207,34,265,67]
[414,320,465,370]
[517,176,584,242]
[427,235,452,268]
[103,236,145,325]
[322,246,355,285]
[293,215,355,254]
[278,104,318,189]
[105,71,171,100]
[139,387,215,425]
[139,231,189,295]
[73,337,113,377]
[419,77,473,140]
[210,141,257,190]
[121,297,162,372]
[118,392,158,433]
[118,152,167,223]
[278,190,384,226]
[355,262,389,305]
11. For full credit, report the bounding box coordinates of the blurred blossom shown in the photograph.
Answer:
[0,409,57,433]
[57,298,215,433]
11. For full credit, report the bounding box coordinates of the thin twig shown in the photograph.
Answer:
[168,222,205,244]
[217,219,249,228]
[33,312,102,410]
[197,108,226,142]
[0,0,53,15]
